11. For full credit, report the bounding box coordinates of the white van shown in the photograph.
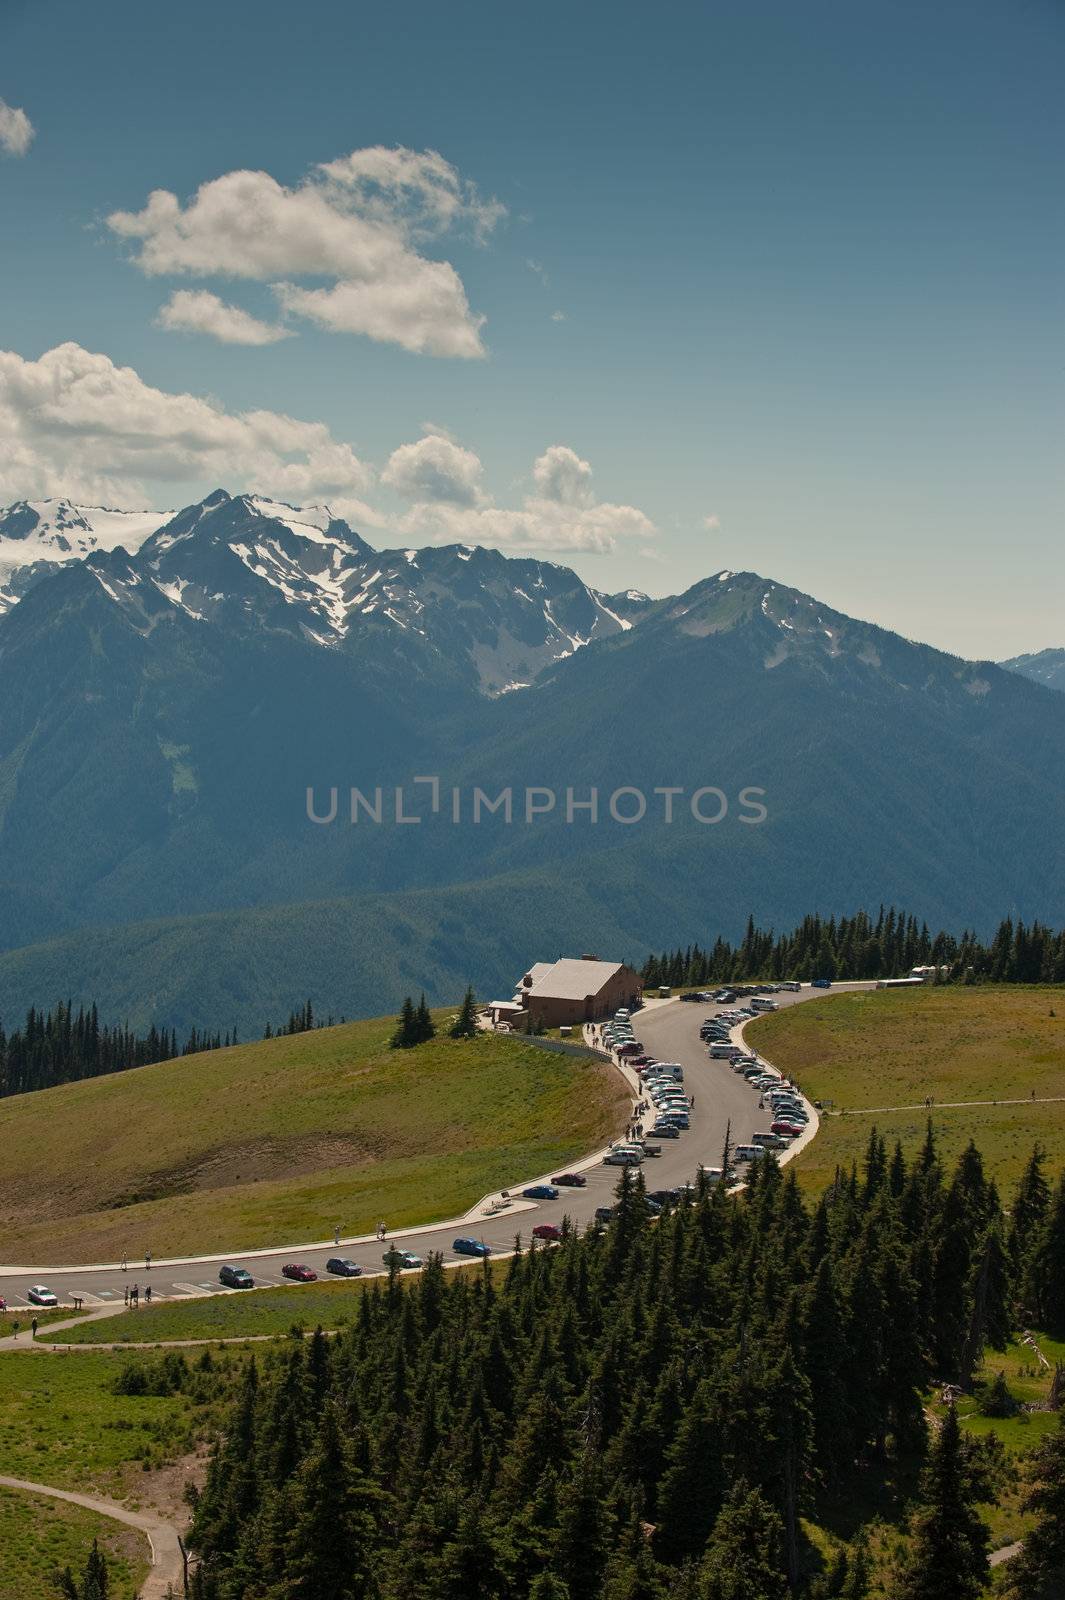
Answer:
[708,1042,737,1059]
[734,1144,765,1162]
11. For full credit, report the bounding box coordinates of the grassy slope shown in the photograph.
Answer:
[750,986,1065,1191]
[0,1017,626,1264]
[0,1487,147,1600]
[0,1350,219,1495]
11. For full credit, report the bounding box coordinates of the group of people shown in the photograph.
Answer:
[123,1282,151,1306]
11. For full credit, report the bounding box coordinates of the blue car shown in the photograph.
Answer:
[452,1237,492,1257]
[811,977,833,988]
[522,1184,559,1200]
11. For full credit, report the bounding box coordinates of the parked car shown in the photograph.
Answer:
[219,1265,254,1289]
[383,1248,423,1269]
[551,1172,587,1187]
[781,981,802,991]
[594,1206,614,1223]
[650,1121,681,1137]
[648,1188,681,1206]
[453,1237,491,1257]
[532,1223,562,1241]
[771,1121,805,1138]
[811,977,833,988]
[751,1131,786,1149]
[281,1263,317,1282]
[27,1285,58,1306]
[522,1184,559,1200]
[604,1148,642,1165]
[326,1257,363,1277]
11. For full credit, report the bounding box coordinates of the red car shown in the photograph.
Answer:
[532,1223,562,1241]
[771,1121,804,1139]
[551,1173,587,1187]
[281,1263,317,1282]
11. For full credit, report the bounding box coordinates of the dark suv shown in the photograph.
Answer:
[326,1257,363,1277]
[219,1264,254,1289]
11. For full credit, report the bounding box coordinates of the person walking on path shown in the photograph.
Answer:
[376,1220,386,1241]
[131,1283,139,1307]
[30,1317,37,1341]
[144,1284,152,1304]
[121,1254,127,1273]
[334,1223,341,1245]
[145,1251,152,1271]
[124,1286,129,1307]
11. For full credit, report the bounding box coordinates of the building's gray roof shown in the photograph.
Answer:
[525,957,628,1001]
[521,962,554,987]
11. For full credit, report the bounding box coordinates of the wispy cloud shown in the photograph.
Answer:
[156,290,292,346]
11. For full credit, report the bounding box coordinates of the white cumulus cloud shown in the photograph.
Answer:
[533,444,595,508]
[703,512,721,531]
[156,289,292,346]
[387,438,655,555]
[381,431,485,508]
[0,98,34,157]
[0,342,373,508]
[107,145,500,358]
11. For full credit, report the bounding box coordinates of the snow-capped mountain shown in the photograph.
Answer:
[1002,648,1065,694]
[67,489,649,693]
[0,498,169,611]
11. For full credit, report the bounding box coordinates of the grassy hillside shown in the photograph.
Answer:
[751,985,1065,1190]
[0,1488,147,1600]
[0,1018,627,1263]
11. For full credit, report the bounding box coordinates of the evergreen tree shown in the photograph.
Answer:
[391,996,417,1049]
[1029,1172,1065,1336]
[414,993,436,1044]
[889,1406,989,1600]
[279,1403,379,1599]
[697,1482,789,1600]
[450,986,479,1040]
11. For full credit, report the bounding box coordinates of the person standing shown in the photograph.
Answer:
[145,1251,152,1271]
[30,1316,38,1340]
[124,1286,129,1306]
[334,1223,341,1245]
[121,1254,127,1273]
[145,1284,152,1304]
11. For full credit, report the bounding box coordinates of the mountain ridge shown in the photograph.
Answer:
[1,488,1062,1027]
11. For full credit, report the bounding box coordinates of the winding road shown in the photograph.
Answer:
[0,983,870,1308]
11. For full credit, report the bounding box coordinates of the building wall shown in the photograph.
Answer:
[524,965,643,1027]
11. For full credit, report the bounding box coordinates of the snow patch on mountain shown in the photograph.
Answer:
[0,498,168,610]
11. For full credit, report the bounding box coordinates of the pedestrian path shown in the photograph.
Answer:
[827,1095,1065,1116]
[0,1473,183,1599]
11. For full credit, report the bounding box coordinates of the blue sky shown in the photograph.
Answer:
[1,0,1062,656]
